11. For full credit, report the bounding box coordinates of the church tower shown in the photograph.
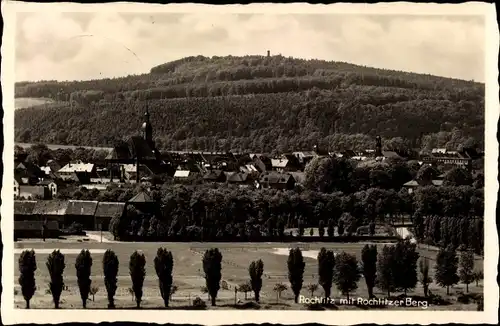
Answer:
[142,105,153,147]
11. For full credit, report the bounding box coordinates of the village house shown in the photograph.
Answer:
[239,163,260,176]
[64,200,99,230]
[40,159,61,178]
[94,202,126,231]
[259,172,296,190]
[402,178,444,194]
[249,154,272,172]
[57,160,97,183]
[117,164,154,183]
[225,171,255,187]
[288,171,306,186]
[271,154,302,173]
[14,200,38,222]
[292,151,318,166]
[31,200,69,225]
[422,148,474,170]
[203,169,226,183]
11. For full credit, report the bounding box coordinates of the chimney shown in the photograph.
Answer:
[267,50,270,57]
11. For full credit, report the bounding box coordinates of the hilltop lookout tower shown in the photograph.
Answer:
[267,50,270,57]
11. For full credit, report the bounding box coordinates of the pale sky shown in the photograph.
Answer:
[15,12,486,82]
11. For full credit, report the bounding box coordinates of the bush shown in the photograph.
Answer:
[18,249,37,309]
[46,250,66,309]
[428,293,450,306]
[75,249,93,308]
[102,249,119,308]
[192,296,206,308]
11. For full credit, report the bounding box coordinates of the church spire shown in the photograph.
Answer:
[142,102,153,145]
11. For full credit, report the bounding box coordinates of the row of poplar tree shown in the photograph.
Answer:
[17,240,483,309]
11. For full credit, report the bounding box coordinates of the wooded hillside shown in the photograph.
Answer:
[14,55,484,152]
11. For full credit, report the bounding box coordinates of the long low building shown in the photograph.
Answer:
[14,200,126,231]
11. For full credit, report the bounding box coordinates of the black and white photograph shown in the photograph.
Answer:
[1,2,498,325]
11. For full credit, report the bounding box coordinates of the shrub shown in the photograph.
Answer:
[75,249,92,308]
[192,296,206,308]
[202,248,222,306]
[129,251,146,308]
[102,249,119,308]
[46,250,65,309]
[154,248,174,307]
[18,249,37,309]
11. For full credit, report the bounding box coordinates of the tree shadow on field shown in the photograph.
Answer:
[96,305,207,310]
[220,302,261,309]
[262,302,292,309]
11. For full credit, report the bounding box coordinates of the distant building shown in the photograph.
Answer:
[105,107,171,182]
[94,202,126,230]
[64,200,98,230]
[271,154,301,172]
[259,172,295,190]
[402,179,444,194]
[250,154,272,172]
[225,172,255,187]
[422,148,473,170]
[58,161,96,183]
[203,169,226,183]
[292,151,318,166]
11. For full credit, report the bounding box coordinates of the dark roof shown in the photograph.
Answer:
[128,191,154,203]
[32,200,69,215]
[203,169,225,180]
[403,180,419,187]
[66,200,98,216]
[382,151,401,158]
[95,202,126,218]
[129,136,157,160]
[260,172,294,184]
[106,147,132,160]
[288,172,306,184]
[16,162,45,178]
[14,200,37,215]
[226,172,249,183]
[38,179,56,185]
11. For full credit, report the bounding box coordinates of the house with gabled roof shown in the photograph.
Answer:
[402,178,444,194]
[32,200,69,224]
[250,154,272,172]
[203,169,226,183]
[64,200,99,229]
[14,200,38,221]
[259,172,296,190]
[58,160,97,183]
[94,202,126,230]
[292,151,318,165]
[225,172,255,187]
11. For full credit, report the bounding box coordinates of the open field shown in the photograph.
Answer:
[15,97,55,110]
[14,237,483,310]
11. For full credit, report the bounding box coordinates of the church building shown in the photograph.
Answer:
[105,107,172,182]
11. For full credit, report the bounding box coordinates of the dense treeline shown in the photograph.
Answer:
[95,182,482,254]
[15,55,484,152]
[16,55,484,98]
[17,242,484,309]
[15,144,109,167]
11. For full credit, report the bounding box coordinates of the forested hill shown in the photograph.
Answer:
[14,55,485,153]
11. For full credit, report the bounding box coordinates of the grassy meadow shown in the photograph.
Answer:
[14,237,483,310]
